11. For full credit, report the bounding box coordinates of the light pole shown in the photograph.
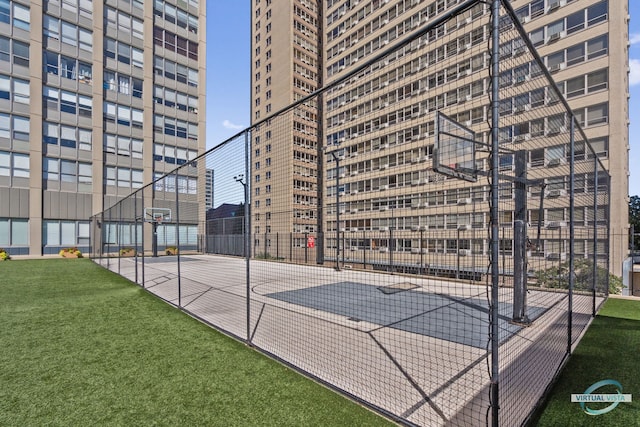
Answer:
[325,148,342,271]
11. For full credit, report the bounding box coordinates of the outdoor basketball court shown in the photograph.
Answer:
[95,254,600,425]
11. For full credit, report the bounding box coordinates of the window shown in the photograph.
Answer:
[12,2,29,31]
[0,218,29,247]
[586,103,608,126]
[0,150,29,178]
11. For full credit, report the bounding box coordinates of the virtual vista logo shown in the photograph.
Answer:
[571,379,633,415]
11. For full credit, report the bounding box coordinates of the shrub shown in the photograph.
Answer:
[60,247,83,258]
[534,258,623,294]
[0,248,10,261]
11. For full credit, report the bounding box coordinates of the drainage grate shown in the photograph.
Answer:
[377,282,420,295]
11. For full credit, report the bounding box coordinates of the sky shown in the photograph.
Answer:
[206,1,640,197]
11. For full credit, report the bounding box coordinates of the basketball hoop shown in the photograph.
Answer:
[154,214,163,225]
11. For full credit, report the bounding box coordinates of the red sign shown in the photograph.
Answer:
[307,236,315,248]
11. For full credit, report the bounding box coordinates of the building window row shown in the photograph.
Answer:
[0,0,29,30]
[105,165,143,189]
[44,157,92,184]
[43,15,93,51]
[153,26,199,60]
[544,34,608,71]
[153,85,198,113]
[153,114,198,140]
[153,172,197,194]
[104,38,144,68]
[0,74,28,104]
[0,150,29,178]
[104,102,143,128]
[44,51,93,84]
[43,220,90,247]
[528,0,607,46]
[153,56,199,87]
[0,36,29,68]
[44,86,92,117]
[153,0,199,34]
[153,143,197,165]
[0,113,28,143]
[104,70,143,98]
[104,134,143,158]
[105,6,144,40]
[44,122,92,151]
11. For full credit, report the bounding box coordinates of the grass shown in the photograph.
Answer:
[0,259,393,427]
[534,298,640,426]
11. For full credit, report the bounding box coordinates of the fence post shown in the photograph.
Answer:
[175,171,182,308]
[244,131,251,345]
[117,202,122,275]
[490,1,501,424]
[592,156,598,316]
[134,194,138,285]
[568,116,575,352]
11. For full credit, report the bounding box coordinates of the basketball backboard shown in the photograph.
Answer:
[144,207,172,223]
[433,111,478,182]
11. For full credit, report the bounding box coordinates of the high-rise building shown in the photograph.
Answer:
[205,168,214,210]
[0,0,206,256]
[251,0,321,250]
[252,0,627,274]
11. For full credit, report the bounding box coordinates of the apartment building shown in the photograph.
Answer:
[0,0,206,256]
[251,0,628,275]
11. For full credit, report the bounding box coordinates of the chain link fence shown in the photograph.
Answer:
[90,1,613,425]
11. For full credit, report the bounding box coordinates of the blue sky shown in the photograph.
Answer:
[205,1,640,196]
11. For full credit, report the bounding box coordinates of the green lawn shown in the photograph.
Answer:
[0,259,393,427]
[534,298,640,426]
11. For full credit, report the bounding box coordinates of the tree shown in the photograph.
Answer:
[630,196,640,250]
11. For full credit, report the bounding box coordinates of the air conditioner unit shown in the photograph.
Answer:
[466,94,473,101]
[411,225,421,231]
[411,179,420,186]
[382,19,389,26]
[547,1,560,12]
[350,189,359,195]
[546,189,567,198]
[520,15,531,24]
[379,226,389,232]
[380,184,389,190]
[513,46,526,56]
[379,143,389,150]
[349,151,358,158]
[380,206,389,211]
[457,197,472,205]
[546,221,567,229]
[339,172,346,178]
[379,163,389,170]
[350,227,359,232]
[545,158,566,167]
[458,249,472,257]
[379,247,389,253]
[382,80,389,87]
[380,122,389,128]
[457,224,471,231]
[549,63,563,73]
[351,246,359,251]
[338,137,346,143]
[382,102,389,107]
[411,248,421,254]
[546,252,566,261]
[547,32,561,43]
[350,170,359,176]
[351,39,358,46]
[352,94,359,100]
[351,133,358,139]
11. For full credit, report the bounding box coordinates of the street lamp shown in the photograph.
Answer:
[324,147,343,271]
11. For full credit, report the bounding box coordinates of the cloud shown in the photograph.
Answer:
[630,59,640,86]
[222,119,244,130]
[630,34,640,45]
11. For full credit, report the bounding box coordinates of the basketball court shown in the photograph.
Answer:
[95,253,600,425]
